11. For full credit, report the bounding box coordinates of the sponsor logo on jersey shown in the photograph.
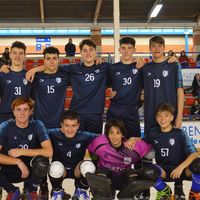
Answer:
[13,136,18,140]
[95,69,100,73]
[169,138,175,146]
[39,79,44,82]
[58,142,63,146]
[28,134,33,141]
[23,78,28,85]
[162,70,168,77]
[124,157,132,164]
[153,140,158,144]
[115,72,120,75]
[132,69,138,74]
[56,78,61,83]
[147,72,151,76]
[76,143,81,148]
[7,80,12,84]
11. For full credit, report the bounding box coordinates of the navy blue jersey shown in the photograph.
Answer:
[142,60,183,132]
[143,127,197,167]
[0,70,32,116]
[33,71,69,128]
[109,62,142,107]
[48,129,97,170]
[0,119,49,165]
[60,62,110,113]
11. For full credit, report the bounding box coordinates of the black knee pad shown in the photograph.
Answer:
[75,176,89,190]
[190,158,200,174]
[30,156,49,180]
[141,164,161,182]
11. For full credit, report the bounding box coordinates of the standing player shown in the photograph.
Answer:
[33,46,69,128]
[107,36,142,138]
[47,111,97,200]
[0,41,32,123]
[142,35,184,134]
[143,103,200,200]
[0,97,53,200]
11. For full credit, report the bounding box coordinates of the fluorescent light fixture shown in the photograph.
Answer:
[150,4,163,18]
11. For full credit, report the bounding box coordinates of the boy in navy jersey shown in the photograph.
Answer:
[107,36,142,138]
[0,41,32,123]
[0,97,53,200]
[143,103,200,200]
[47,111,97,200]
[142,35,184,134]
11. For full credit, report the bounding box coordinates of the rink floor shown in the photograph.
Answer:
[1,179,192,199]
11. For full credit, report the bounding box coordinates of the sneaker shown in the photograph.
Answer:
[189,190,200,200]
[51,189,71,200]
[133,189,150,200]
[26,191,38,200]
[72,188,89,200]
[39,186,49,200]
[156,185,172,200]
[6,188,21,200]
[174,183,186,199]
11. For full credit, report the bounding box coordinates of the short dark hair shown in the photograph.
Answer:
[120,36,136,47]
[149,35,165,46]
[11,97,34,111]
[11,41,26,52]
[61,111,80,123]
[79,39,96,51]
[43,46,60,58]
[105,119,126,137]
[156,103,175,116]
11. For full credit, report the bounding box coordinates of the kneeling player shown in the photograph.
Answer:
[47,111,97,200]
[0,97,52,200]
[143,103,200,200]
[86,119,159,199]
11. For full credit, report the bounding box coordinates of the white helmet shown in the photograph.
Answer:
[49,161,65,178]
[80,160,96,177]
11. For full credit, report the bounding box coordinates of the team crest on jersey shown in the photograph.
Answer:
[28,134,33,141]
[76,143,81,149]
[115,72,120,75]
[124,157,132,164]
[7,80,12,84]
[132,69,138,74]
[95,69,100,73]
[23,78,28,85]
[169,138,175,146]
[56,78,61,83]
[162,70,168,77]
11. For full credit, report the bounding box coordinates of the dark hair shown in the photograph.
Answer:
[11,41,26,52]
[61,111,80,123]
[156,103,175,115]
[105,119,126,137]
[43,46,60,58]
[79,39,96,51]
[11,97,34,111]
[120,36,136,47]
[149,35,165,46]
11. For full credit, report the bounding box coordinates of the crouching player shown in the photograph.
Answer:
[143,103,200,200]
[86,120,160,199]
[0,97,53,200]
[47,111,97,200]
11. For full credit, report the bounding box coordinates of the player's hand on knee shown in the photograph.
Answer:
[170,166,184,179]
[18,160,30,179]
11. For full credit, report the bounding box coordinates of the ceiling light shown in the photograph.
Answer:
[150,4,163,18]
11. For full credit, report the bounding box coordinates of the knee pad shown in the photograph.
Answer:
[30,156,49,179]
[190,158,200,174]
[49,161,65,179]
[141,164,161,182]
[80,160,96,177]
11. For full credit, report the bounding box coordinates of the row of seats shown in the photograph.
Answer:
[183,94,196,116]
